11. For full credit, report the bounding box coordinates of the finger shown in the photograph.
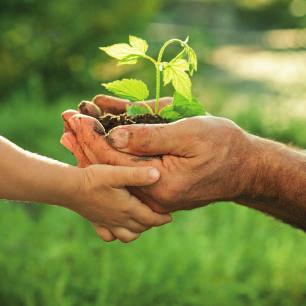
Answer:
[93,95,172,114]
[67,114,151,167]
[129,201,172,227]
[101,165,160,187]
[107,119,193,156]
[60,132,90,167]
[78,101,101,118]
[125,219,148,233]
[94,225,117,242]
[93,95,131,114]
[61,110,79,133]
[110,227,140,243]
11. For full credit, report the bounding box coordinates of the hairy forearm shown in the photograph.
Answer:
[0,136,81,206]
[239,136,306,230]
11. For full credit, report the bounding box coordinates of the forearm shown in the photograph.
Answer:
[238,136,306,230]
[0,136,81,206]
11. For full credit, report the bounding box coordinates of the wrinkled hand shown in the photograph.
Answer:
[61,95,257,213]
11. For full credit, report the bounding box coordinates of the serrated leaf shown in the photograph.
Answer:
[172,59,189,71]
[171,45,198,76]
[163,63,192,100]
[127,104,151,116]
[159,105,182,122]
[172,70,192,100]
[129,35,148,53]
[186,46,198,75]
[100,44,142,60]
[172,92,205,117]
[100,36,148,65]
[163,55,192,100]
[102,79,149,102]
[159,92,206,122]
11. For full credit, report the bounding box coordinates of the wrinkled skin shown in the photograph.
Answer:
[61,95,257,213]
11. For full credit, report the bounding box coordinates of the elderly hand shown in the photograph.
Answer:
[61,96,257,213]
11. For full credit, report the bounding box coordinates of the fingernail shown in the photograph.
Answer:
[78,101,101,118]
[109,128,130,148]
[148,168,160,180]
[165,214,172,223]
[94,121,105,136]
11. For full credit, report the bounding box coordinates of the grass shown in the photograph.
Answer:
[0,202,305,306]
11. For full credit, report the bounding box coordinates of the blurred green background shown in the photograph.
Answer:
[1,0,306,305]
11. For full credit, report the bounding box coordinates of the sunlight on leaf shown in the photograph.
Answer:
[129,35,148,54]
[102,79,149,101]
[163,62,192,100]
[100,44,141,60]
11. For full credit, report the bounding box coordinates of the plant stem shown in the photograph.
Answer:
[140,102,154,114]
[155,38,189,114]
[155,63,161,114]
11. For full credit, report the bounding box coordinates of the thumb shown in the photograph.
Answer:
[107,120,189,156]
[97,165,161,187]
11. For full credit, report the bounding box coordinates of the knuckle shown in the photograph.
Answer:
[130,168,140,182]
[121,204,131,215]
[146,216,156,226]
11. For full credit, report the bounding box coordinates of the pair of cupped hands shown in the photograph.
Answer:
[61,95,254,243]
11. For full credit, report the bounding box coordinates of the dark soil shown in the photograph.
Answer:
[98,113,168,133]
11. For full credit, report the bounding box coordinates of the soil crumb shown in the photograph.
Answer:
[98,113,168,133]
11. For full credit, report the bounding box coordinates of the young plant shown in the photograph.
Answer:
[100,35,206,121]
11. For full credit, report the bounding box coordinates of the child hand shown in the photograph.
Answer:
[66,164,172,243]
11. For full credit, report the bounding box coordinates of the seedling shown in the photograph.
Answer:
[100,35,206,122]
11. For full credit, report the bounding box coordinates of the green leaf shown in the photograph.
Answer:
[102,79,149,102]
[171,59,189,72]
[100,36,148,66]
[172,92,205,117]
[100,44,141,60]
[159,92,206,122]
[129,35,148,53]
[186,46,198,75]
[171,45,198,76]
[127,104,151,116]
[117,55,139,66]
[159,105,182,122]
[163,62,192,100]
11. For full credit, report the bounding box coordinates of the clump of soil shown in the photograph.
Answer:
[98,113,168,133]
[78,101,168,134]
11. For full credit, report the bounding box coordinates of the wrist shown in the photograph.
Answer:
[53,166,84,209]
[237,135,304,207]
[238,136,278,205]
[24,152,85,208]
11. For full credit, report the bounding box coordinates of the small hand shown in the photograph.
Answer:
[68,162,171,243]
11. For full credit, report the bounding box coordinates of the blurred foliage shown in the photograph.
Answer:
[1,0,306,305]
[0,0,162,101]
